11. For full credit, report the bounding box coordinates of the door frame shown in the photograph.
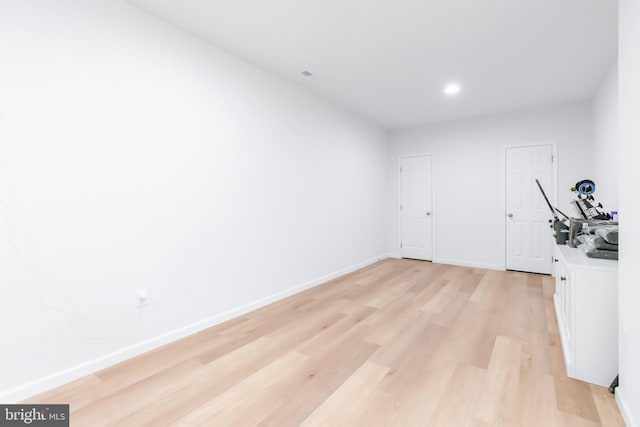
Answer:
[503,141,558,271]
[398,153,435,260]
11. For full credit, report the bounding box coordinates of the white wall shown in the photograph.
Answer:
[0,0,388,401]
[592,63,619,213]
[617,1,640,426]
[388,103,593,269]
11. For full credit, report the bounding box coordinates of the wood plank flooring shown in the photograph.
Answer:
[26,259,624,426]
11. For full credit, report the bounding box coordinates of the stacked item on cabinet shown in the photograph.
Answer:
[574,222,618,260]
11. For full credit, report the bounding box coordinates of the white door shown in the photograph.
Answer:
[505,144,554,274]
[400,155,433,261]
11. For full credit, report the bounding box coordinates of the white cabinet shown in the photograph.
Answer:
[554,245,618,387]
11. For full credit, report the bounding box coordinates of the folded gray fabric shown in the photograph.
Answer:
[584,248,618,260]
[577,234,618,251]
[595,226,618,244]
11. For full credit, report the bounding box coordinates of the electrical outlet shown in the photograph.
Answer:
[136,288,149,308]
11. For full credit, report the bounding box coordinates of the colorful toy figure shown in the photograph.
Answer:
[570,179,611,220]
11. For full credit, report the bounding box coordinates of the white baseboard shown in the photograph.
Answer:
[386,254,500,271]
[0,254,388,403]
[432,257,503,271]
[616,387,638,427]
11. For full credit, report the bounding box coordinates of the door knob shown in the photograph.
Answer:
[507,213,514,218]
[426,212,431,216]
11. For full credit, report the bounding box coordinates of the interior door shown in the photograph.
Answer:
[505,144,553,274]
[400,155,433,261]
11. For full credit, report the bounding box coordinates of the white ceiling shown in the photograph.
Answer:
[127,0,618,129]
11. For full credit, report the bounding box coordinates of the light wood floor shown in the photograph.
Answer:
[27,259,624,426]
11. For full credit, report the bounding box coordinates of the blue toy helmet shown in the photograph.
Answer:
[574,179,596,195]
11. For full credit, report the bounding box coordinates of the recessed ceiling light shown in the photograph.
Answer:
[301,70,313,77]
[444,83,461,95]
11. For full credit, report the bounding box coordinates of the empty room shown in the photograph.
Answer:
[1,0,639,426]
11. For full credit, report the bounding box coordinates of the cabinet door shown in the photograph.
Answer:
[564,270,573,349]
[559,270,573,347]
[554,254,574,376]
[555,258,567,324]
